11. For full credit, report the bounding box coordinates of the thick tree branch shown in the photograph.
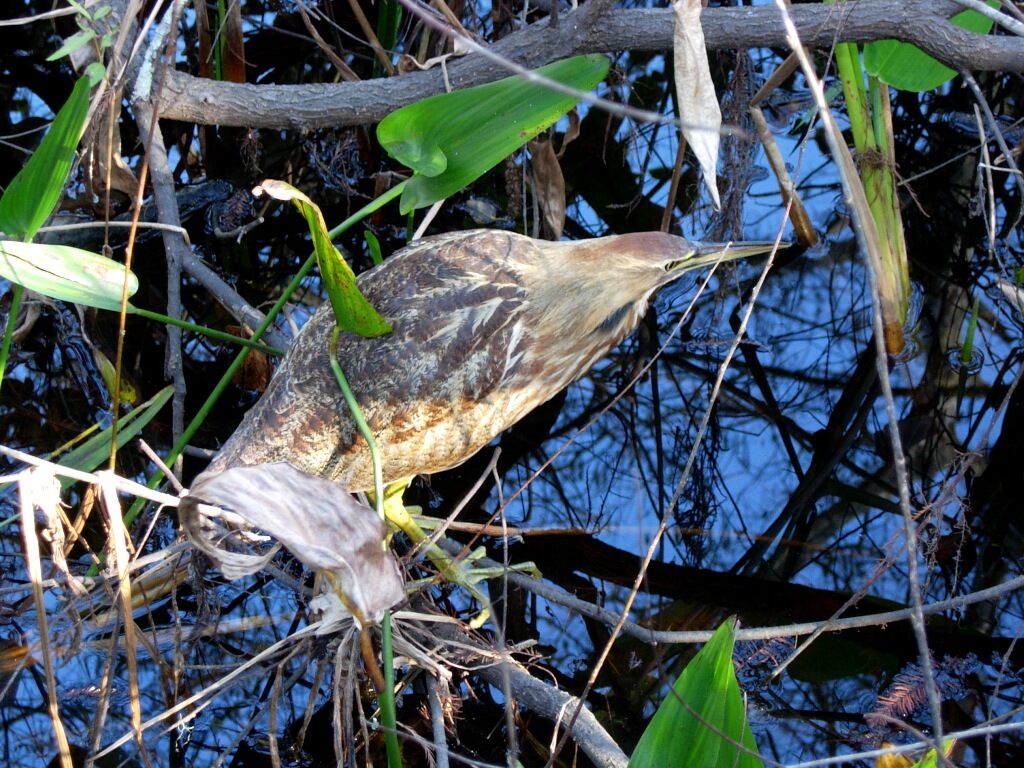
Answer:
[157,0,1022,129]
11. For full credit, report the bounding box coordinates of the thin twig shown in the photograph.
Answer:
[772,1,948,760]
[97,472,154,768]
[18,470,73,768]
[960,69,1024,228]
[426,674,451,768]
[296,1,361,82]
[488,550,1024,643]
[343,0,396,75]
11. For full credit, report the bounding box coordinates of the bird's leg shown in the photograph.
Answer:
[462,560,542,582]
[376,480,494,629]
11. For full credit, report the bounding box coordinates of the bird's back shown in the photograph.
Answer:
[210,230,553,490]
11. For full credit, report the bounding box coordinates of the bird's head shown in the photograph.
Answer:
[535,231,777,343]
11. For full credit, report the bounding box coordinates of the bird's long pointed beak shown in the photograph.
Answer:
[681,240,782,271]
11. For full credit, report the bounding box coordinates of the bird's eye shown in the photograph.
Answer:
[664,258,687,272]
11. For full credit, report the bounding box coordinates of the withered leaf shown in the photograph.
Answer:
[180,463,404,626]
[673,0,722,209]
[528,135,566,240]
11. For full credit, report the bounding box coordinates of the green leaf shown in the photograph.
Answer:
[52,386,173,486]
[0,240,138,312]
[629,618,763,768]
[0,75,93,241]
[255,180,391,337]
[84,61,106,86]
[864,3,997,92]
[378,55,610,214]
[910,738,957,768]
[46,28,97,62]
[364,229,383,266]
[374,0,402,79]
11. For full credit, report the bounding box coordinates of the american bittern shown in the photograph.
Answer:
[210,229,774,490]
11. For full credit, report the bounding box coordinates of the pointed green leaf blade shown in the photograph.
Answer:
[46,28,97,62]
[629,618,763,768]
[0,240,138,312]
[54,386,174,486]
[377,55,610,214]
[256,180,391,337]
[0,75,93,241]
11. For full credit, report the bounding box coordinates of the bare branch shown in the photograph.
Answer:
[156,0,1024,129]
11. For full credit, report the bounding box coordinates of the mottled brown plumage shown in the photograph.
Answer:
[209,229,772,490]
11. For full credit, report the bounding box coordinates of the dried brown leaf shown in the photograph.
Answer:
[557,109,581,158]
[528,135,566,240]
[180,463,404,626]
[673,0,722,208]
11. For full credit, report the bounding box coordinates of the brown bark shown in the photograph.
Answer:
[156,0,1023,130]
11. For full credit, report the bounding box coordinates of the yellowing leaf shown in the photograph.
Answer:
[876,745,913,768]
[0,240,138,312]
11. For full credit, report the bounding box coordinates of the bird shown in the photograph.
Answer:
[207,229,774,491]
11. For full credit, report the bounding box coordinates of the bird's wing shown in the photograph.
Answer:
[342,230,543,442]
[211,230,543,481]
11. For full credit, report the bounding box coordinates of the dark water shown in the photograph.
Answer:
[1,1,1022,765]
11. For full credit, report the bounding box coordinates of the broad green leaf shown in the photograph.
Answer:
[255,180,391,337]
[0,76,93,241]
[864,3,997,92]
[378,55,610,214]
[629,618,763,768]
[0,240,138,312]
[52,386,173,487]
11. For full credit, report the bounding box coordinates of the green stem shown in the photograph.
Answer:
[214,0,225,81]
[131,307,282,356]
[326,282,400,767]
[381,610,402,768]
[829,26,910,339]
[833,41,874,154]
[328,325,384,520]
[0,283,24,394]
